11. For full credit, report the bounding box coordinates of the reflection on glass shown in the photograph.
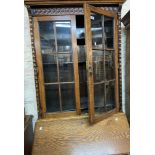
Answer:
[45,85,60,112]
[61,84,75,111]
[93,50,105,82]
[105,51,115,80]
[105,81,115,111]
[39,21,55,53]
[104,16,114,48]
[56,21,72,52]
[94,83,105,114]
[91,13,103,49]
[58,54,74,82]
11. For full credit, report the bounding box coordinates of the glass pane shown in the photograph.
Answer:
[91,13,103,49]
[43,55,57,83]
[58,54,74,82]
[94,83,106,115]
[45,85,60,112]
[76,15,85,46]
[39,22,58,83]
[77,45,88,113]
[42,53,57,63]
[55,21,72,52]
[104,16,114,48]
[61,84,75,111]
[78,48,88,112]
[43,64,57,83]
[80,83,88,113]
[39,21,56,53]
[105,51,115,80]
[78,46,86,63]
[105,81,115,111]
[78,61,87,82]
[93,50,105,82]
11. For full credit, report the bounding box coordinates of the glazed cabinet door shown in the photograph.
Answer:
[84,4,119,123]
[34,16,80,117]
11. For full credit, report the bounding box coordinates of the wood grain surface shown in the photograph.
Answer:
[32,112,130,155]
[24,0,125,6]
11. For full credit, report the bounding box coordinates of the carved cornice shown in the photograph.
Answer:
[31,7,118,16]
[31,7,84,15]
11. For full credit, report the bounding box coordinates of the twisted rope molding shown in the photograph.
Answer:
[27,7,42,118]
[118,6,122,111]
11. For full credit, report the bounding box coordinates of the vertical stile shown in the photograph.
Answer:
[114,15,119,112]
[71,16,81,115]
[84,3,95,123]
[33,18,47,117]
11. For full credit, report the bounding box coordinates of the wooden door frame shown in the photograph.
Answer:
[33,15,81,118]
[84,3,119,124]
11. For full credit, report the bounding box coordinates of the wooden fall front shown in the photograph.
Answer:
[32,113,129,155]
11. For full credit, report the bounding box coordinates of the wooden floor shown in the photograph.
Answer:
[32,113,130,155]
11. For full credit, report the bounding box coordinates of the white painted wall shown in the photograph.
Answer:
[121,0,130,113]
[121,0,130,18]
[24,7,38,128]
